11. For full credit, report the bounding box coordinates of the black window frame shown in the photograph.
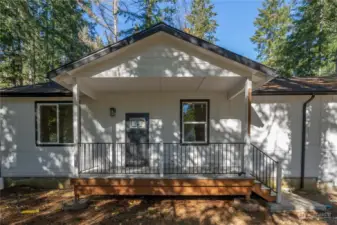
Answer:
[35,101,74,146]
[180,99,210,145]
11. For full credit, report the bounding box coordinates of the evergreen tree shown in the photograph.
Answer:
[119,0,177,35]
[280,0,337,76]
[0,0,96,86]
[251,0,291,70]
[185,0,218,43]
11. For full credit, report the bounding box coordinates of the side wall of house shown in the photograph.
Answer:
[0,97,76,177]
[252,95,337,187]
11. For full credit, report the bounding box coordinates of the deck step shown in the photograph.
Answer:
[261,184,270,190]
[270,191,277,196]
[252,183,276,202]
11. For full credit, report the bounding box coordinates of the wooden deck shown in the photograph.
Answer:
[71,178,255,200]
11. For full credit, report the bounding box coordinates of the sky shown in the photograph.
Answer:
[213,0,263,60]
[94,0,263,61]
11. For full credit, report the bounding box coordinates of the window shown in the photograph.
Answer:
[181,100,209,144]
[36,102,73,145]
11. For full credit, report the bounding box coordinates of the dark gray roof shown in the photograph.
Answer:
[253,76,337,96]
[0,81,72,97]
[47,22,277,79]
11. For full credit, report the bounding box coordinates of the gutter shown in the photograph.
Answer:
[300,95,315,189]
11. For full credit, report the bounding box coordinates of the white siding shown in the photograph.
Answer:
[252,95,337,183]
[80,92,244,143]
[0,97,76,177]
[72,33,249,79]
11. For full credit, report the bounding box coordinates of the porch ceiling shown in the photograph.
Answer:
[79,76,244,92]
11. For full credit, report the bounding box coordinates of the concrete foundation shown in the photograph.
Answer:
[4,177,72,189]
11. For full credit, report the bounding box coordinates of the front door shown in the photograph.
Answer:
[125,113,149,167]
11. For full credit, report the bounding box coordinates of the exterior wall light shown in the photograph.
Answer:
[110,107,116,117]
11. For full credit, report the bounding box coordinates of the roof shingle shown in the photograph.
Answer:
[253,76,337,95]
[0,81,71,97]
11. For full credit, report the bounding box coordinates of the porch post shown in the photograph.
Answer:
[242,78,252,175]
[72,77,80,177]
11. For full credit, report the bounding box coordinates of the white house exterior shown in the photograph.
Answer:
[0,23,336,199]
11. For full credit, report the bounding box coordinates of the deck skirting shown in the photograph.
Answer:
[71,178,254,199]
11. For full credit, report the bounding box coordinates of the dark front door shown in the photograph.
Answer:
[125,113,149,167]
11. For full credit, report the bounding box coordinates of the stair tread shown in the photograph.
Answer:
[270,191,277,196]
[260,184,270,190]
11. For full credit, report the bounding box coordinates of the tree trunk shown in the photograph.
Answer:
[113,0,119,42]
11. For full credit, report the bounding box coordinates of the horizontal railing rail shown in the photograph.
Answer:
[78,142,245,176]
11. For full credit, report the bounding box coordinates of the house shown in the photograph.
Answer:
[1,23,336,202]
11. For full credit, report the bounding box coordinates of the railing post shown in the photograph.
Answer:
[276,161,282,203]
[160,143,164,177]
[241,144,245,174]
[77,143,81,175]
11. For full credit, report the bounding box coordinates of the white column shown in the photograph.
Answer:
[242,78,252,175]
[72,78,80,177]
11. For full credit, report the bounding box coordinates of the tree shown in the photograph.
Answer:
[251,0,292,70]
[252,0,337,76]
[77,0,120,44]
[0,0,96,86]
[119,0,177,35]
[185,0,218,43]
[280,0,337,76]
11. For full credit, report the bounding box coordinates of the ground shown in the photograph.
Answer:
[0,187,336,225]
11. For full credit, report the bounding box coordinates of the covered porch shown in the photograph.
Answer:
[70,75,254,178]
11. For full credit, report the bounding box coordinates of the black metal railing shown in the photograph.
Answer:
[250,144,278,192]
[78,142,245,175]
[78,143,161,174]
[164,143,244,174]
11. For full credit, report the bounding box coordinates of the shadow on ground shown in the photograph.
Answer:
[0,187,336,225]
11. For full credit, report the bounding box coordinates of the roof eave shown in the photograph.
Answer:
[253,91,337,96]
[0,93,72,97]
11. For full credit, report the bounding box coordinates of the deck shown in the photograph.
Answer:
[74,142,280,202]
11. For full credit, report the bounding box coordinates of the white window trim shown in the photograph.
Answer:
[181,101,208,144]
[37,102,74,145]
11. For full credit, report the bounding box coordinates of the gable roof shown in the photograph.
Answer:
[0,81,71,97]
[47,22,277,79]
[253,76,337,96]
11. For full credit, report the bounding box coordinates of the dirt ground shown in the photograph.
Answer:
[0,187,337,225]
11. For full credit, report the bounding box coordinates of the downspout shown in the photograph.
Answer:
[300,95,315,189]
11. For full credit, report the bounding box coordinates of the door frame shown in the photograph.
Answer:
[124,113,150,168]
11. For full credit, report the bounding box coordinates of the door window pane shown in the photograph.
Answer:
[40,105,57,143]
